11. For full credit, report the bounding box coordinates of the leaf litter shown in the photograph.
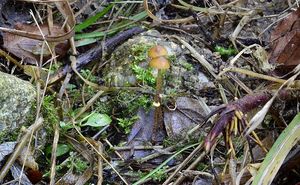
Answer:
[1,0,300,184]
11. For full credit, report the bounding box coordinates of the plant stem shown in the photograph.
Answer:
[152,70,165,142]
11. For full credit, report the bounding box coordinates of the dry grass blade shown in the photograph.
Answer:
[49,122,60,185]
[246,64,300,135]
[70,56,107,90]
[172,150,207,184]
[162,142,204,185]
[97,142,104,185]
[71,119,129,184]
[229,10,255,48]
[0,117,43,182]
[252,113,300,185]
[171,35,217,78]
[0,49,23,69]
[143,0,194,23]
[175,0,252,16]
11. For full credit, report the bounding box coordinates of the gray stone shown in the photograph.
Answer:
[103,30,214,95]
[0,72,36,132]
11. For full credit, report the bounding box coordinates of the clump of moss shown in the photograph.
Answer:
[117,116,139,134]
[42,95,60,127]
[131,64,155,86]
[115,90,152,116]
[130,43,156,87]
[94,88,152,135]
[130,43,153,63]
[0,129,20,143]
[214,45,237,59]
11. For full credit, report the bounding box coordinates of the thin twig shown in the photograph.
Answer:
[162,142,204,185]
[49,122,60,185]
[97,141,104,185]
[71,119,129,185]
[0,118,43,182]
[173,151,207,184]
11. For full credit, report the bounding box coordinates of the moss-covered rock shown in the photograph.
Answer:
[102,30,215,95]
[0,71,36,133]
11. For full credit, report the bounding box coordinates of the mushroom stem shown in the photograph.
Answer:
[156,69,164,95]
[152,69,165,143]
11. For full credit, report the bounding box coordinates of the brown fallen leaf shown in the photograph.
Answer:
[3,23,69,64]
[269,8,300,68]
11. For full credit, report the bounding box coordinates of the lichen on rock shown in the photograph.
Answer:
[0,72,36,133]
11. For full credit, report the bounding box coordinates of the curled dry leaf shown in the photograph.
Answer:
[3,23,70,64]
[269,8,300,68]
[18,145,39,171]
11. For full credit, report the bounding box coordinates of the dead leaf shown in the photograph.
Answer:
[164,97,207,138]
[3,23,69,64]
[18,145,39,171]
[23,65,50,81]
[11,164,33,185]
[0,142,17,162]
[269,8,300,67]
[252,133,275,161]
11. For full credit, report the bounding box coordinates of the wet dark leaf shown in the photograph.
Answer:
[3,23,69,64]
[26,168,43,184]
[11,164,33,185]
[164,97,208,138]
[0,142,17,162]
[269,8,300,67]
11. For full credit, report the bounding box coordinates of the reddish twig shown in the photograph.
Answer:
[204,89,299,151]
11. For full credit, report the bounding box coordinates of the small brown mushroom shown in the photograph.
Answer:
[148,45,170,143]
[149,56,170,70]
[148,45,168,59]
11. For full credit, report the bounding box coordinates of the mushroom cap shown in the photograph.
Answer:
[148,45,168,59]
[149,56,170,69]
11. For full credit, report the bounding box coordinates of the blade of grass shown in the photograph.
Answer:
[75,11,147,40]
[75,38,99,47]
[75,2,115,32]
[252,113,300,185]
[133,142,200,185]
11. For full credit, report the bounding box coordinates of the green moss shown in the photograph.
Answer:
[167,55,176,63]
[214,45,237,57]
[48,62,61,74]
[66,152,89,173]
[94,89,152,135]
[0,101,37,143]
[130,43,153,64]
[116,90,152,115]
[117,116,139,134]
[181,61,193,71]
[80,69,98,83]
[95,98,113,115]
[0,129,19,143]
[152,166,168,182]
[42,95,59,126]
[129,43,156,87]
[131,64,155,86]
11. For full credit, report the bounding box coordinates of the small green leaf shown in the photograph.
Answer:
[56,144,70,157]
[82,113,112,127]
[59,121,73,131]
[45,144,70,157]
